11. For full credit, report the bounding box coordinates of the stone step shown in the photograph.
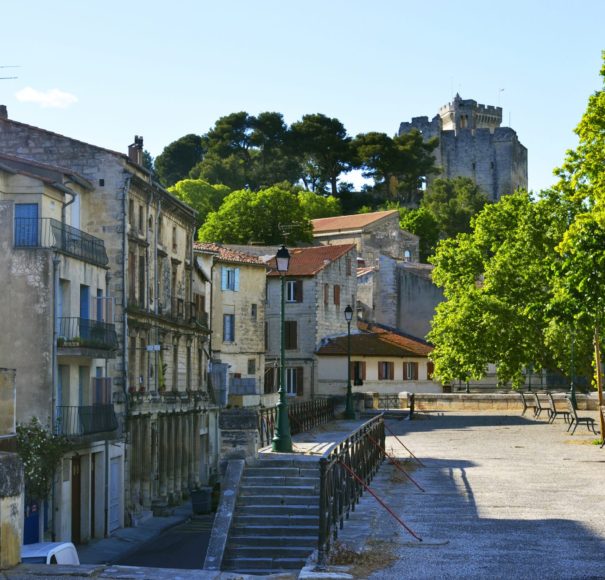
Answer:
[241,475,320,488]
[230,524,318,536]
[222,556,307,571]
[233,514,319,527]
[227,534,317,548]
[225,545,313,559]
[238,494,319,507]
[239,484,318,496]
[244,466,303,478]
[237,504,319,516]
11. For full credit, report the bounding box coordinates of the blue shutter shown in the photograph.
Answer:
[221,267,227,290]
[14,203,39,246]
[234,268,240,292]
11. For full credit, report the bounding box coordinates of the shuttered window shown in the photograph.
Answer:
[378,361,394,380]
[285,321,297,349]
[334,284,340,306]
[403,362,419,380]
[286,367,304,396]
[427,361,435,380]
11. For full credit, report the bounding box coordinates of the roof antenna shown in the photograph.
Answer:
[0,65,19,80]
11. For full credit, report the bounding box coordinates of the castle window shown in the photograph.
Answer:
[472,162,476,171]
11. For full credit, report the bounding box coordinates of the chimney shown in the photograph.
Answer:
[128,135,144,165]
[0,105,7,120]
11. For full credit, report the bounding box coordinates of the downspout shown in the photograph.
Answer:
[122,176,131,415]
[154,199,161,391]
[104,269,112,537]
[51,253,61,541]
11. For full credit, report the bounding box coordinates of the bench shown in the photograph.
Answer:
[519,391,539,417]
[566,398,597,435]
[545,391,571,424]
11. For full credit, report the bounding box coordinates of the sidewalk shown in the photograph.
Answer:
[78,501,194,564]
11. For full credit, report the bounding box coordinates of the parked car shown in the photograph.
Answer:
[21,542,80,565]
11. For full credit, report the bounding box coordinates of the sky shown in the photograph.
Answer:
[1,0,604,194]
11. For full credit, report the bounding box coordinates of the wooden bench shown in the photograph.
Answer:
[519,391,539,417]
[566,398,597,435]
[545,391,571,424]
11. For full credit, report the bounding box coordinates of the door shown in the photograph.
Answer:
[22,499,40,544]
[71,456,81,544]
[14,203,39,246]
[109,457,122,532]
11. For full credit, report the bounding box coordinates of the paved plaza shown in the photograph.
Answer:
[333,410,605,579]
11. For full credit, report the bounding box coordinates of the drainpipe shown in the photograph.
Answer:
[104,269,112,537]
[154,199,161,391]
[121,176,131,415]
[51,253,61,541]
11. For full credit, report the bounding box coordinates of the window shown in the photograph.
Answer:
[351,361,366,383]
[378,361,394,380]
[248,358,256,375]
[129,199,134,228]
[138,254,145,307]
[221,267,240,291]
[172,226,178,251]
[427,361,435,380]
[346,257,352,276]
[264,365,278,394]
[285,367,303,396]
[251,303,257,320]
[223,314,235,342]
[172,340,179,390]
[138,205,144,233]
[285,320,297,349]
[324,284,329,305]
[403,362,419,380]
[286,280,303,302]
[333,285,340,306]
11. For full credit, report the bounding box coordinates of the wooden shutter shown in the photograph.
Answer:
[361,361,366,380]
[234,268,240,292]
[221,267,227,290]
[427,361,434,379]
[412,362,419,380]
[295,280,304,302]
[334,285,340,305]
[403,363,408,381]
[389,363,394,380]
[285,321,297,349]
[296,367,304,397]
[324,284,329,305]
[378,362,385,380]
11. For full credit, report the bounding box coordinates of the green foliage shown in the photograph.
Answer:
[168,179,231,225]
[421,177,488,238]
[16,418,72,501]
[297,190,341,220]
[428,191,587,384]
[198,183,312,245]
[154,134,204,187]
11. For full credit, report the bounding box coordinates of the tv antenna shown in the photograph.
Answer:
[0,66,19,80]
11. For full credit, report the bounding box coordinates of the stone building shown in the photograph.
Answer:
[398,94,528,201]
[0,154,121,543]
[0,107,219,531]
[311,210,419,265]
[265,244,357,399]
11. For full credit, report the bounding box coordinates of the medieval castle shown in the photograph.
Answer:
[399,94,528,201]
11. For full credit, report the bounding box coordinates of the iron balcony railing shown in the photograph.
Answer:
[56,405,118,437]
[57,317,118,350]
[14,217,109,267]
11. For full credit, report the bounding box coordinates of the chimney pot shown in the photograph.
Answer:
[0,105,7,120]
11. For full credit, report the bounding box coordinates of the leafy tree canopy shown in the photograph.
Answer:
[154,134,204,187]
[399,206,440,262]
[198,183,312,245]
[168,179,231,226]
[297,190,341,220]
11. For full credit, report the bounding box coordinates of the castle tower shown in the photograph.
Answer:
[399,95,527,202]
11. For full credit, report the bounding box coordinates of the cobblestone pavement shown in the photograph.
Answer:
[334,411,605,580]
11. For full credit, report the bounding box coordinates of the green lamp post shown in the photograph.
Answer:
[272,245,293,452]
[344,305,355,419]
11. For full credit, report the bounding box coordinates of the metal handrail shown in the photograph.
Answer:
[14,217,109,267]
[56,404,118,436]
[258,397,336,448]
[318,414,385,565]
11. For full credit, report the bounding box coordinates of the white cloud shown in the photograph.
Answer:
[15,87,78,109]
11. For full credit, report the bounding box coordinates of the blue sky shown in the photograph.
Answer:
[1,0,603,193]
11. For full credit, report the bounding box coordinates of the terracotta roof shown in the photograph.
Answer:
[316,324,432,358]
[193,242,267,267]
[312,210,399,234]
[357,321,432,355]
[266,244,355,277]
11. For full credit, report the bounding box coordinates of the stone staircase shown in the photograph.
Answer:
[221,457,320,575]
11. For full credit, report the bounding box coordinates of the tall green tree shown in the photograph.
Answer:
[154,134,204,187]
[198,183,312,245]
[290,113,355,194]
[399,206,440,262]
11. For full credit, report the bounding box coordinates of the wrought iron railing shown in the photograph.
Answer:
[57,317,118,350]
[14,217,109,267]
[318,414,385,565]
[377,393,400,409]
[56,405,118,437]
[258,397,336,447]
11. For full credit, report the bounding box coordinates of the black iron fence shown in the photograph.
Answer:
[14,217,109,267]
[56,405,118,437]
[318,414,385,564]
[57,317,118,350]
[258,397,336,448]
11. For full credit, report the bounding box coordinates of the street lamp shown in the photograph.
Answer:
[344,305,355,419]
[272,245,293,452]
[569,329,577,409]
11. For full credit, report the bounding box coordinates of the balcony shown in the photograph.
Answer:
[57,317,118,354]
[56,405,118,437]
[14,217,109,267]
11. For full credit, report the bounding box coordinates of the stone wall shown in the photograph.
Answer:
[0,452,23,569]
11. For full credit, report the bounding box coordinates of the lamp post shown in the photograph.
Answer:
[344,305,355,419]
[272,245,292,452]
[569,330,577,409]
